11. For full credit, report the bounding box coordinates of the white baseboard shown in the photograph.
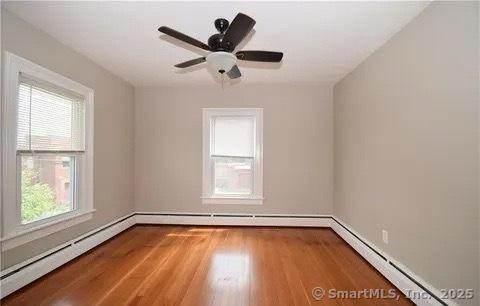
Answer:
[135,213,332,227]
[0,212,453,306]
[331,217,453,306]
[0,213,136,299]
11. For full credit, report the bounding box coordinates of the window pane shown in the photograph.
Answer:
[214,157,253,195]
[20,155,75,224]
[213,116,254,157]
[17,76,85,151]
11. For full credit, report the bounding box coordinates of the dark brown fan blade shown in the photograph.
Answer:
[227,65,241,79]
[158,26,210,51]
[222,13,256,50]
[236,51,283,62]
[174,57,206,68]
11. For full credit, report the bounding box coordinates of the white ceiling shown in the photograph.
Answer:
[4,1,429,87]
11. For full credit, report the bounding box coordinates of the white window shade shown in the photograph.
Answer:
[17,74,85,152]
[212,116,254,157]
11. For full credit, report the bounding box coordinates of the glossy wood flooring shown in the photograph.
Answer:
[3,226,413,306]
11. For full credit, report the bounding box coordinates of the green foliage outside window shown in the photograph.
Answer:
[21,167,69,223]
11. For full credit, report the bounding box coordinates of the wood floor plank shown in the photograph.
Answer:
[1,226,413,306]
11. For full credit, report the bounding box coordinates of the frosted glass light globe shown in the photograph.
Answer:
[206,52,237,74]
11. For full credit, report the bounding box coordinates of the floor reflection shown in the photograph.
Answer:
[188,228,226,233]
[166,233,207,237]
[209,252,250,290]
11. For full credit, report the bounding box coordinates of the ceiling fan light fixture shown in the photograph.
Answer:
[206,52,237,74]
[159,13,283,81]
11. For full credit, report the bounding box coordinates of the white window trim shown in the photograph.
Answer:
[1,52,94,250]
[202,108,263,205]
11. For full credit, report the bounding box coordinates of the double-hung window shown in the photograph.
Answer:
[202,108,263,204]
[2,53,94,250]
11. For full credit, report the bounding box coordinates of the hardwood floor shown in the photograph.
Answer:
[2,226,412,306]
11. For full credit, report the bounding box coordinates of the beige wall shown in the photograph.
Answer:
[135,84,333,215]
[1,10,135,269]
[334,1,479,305]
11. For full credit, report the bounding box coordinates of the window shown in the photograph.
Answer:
[202,108,263,204]
[17,76,84,224]
[2,52,94,250]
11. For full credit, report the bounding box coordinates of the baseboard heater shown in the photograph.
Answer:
[1,214,130,281]
[255,214,330,218]
[0,213,136,298]
[135,212,332,228]
[331,217,448,306]
[388,261,447,306]
[1,212,449,306]
[136,213,211,216]
[0,244,71,281]
[332,217,387,261]
[136,212,331,218]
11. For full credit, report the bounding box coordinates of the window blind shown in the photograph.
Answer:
[212,116,254,158]
[16,74,85,153]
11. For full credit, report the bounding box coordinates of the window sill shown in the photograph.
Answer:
[201,197,264,205]
[1,209,96,251]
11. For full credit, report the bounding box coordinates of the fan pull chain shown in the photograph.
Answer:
[221,73,225,90]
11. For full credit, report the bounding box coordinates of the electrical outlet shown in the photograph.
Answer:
[382,230,389,244]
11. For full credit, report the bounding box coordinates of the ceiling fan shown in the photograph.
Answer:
[158,13,283,79]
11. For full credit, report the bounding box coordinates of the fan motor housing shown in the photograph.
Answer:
[208,34,234,52]
[208,34,224,51]
[208,18,235,52]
